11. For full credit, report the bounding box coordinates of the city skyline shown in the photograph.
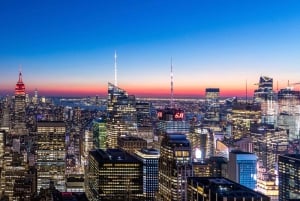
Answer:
[1,1,300,97]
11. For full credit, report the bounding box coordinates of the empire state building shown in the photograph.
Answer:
[12,71,27,135]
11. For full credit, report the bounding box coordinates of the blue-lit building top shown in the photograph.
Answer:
[228,150,257,190]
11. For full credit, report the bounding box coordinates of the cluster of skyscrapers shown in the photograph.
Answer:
[1,72,300,201]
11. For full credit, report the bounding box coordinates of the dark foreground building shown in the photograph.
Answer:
[278,154,300,201]
[187,177,270,201]
[85,149,143,201]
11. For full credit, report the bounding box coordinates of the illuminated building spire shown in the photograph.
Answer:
[114,50,117,87]
[170,57,174,108]
[15,69,25,95]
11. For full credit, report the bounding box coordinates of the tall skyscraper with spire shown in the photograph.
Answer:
[106,83,137,148]
[12,71,27,135]
[106,52,137,148]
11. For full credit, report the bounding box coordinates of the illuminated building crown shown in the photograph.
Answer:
[15,72,25,95]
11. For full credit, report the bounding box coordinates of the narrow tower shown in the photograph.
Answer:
[114,51,118,87]
[12,70,27,134]
[170,57,174,108]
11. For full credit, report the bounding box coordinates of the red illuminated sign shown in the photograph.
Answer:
[174,112,184,119]
[157,111,163,118]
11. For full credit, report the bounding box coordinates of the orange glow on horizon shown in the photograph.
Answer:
[2,83,256,98]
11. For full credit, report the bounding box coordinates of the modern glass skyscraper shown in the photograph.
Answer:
[134,148,160,201]
[278,154,300,201]
[228,150,257,190]
[107,82,137,148]
[157,133,192,201]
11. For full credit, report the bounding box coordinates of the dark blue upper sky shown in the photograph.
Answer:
[1,0,300,96]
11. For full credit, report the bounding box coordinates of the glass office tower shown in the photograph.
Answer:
[134,148,160,201]
[107,82,137,148]
[228,150,257,190]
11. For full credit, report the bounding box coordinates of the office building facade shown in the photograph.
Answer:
[157,133,192,201]
[278,154,300,201]
[134,148,160,201]
[107,83,137,148]
[85,149,143,201]
[36,121,66,192]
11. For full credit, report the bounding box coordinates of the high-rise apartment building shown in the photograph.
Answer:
[134,148,160,201]
[228,150,257,190]
[278,154,300,201]
[107,83,137,148]
[36,121,66,192]
[157,133,192,201]
[85,149,143,201]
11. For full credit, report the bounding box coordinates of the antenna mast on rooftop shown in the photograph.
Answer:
[170,57,174,108]
[114,51,118,87]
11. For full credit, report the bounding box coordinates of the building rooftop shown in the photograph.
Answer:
[90,148,140,163]
[118,135,147,142]
[161,133,190,148]
[140,148,160,155]
[188,177,269,198]
[230,150,253,155]
[37,121,65,127]
[280,154,300,160]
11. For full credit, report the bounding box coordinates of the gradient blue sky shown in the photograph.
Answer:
[1,0,300,97]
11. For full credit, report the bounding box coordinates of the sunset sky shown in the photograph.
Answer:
[1,0,300,97]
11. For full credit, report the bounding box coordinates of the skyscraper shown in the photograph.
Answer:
[277,88,300,144]
[204,88,220,123]
[106,82,137,148]
[12,71,27,135]
[157,133,192,201]
[134,148,160,201]
[278,154,300,201]
[36,121,66,192]
[254,76,277,126]
[228,150,257,190]
[85,149,143,201]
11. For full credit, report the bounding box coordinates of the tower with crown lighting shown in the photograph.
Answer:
[12,71,27,135]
